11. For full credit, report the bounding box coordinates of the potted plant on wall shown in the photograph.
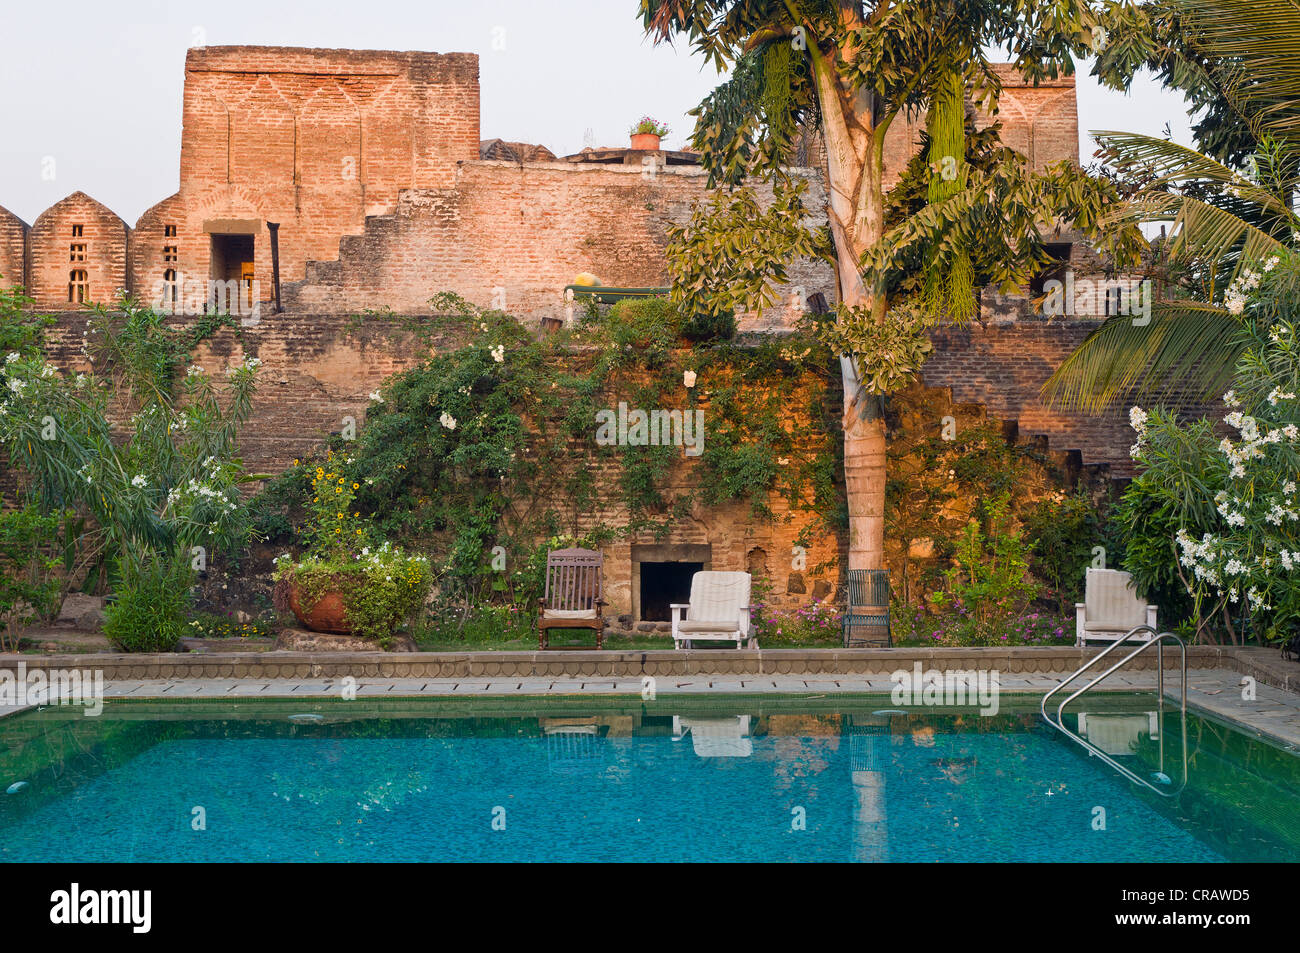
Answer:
[272,451,431,648]
[629,116,670,151]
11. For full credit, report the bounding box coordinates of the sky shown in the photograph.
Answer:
[0,0,1198,225]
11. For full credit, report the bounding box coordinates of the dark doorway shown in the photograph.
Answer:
[639,561,703,622]
[209,234,255,312]
[1029,242,1073,297]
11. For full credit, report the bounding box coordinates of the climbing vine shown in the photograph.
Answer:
[253,293,845,611]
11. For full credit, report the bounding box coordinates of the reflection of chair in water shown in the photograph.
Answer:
[1078,711,1159,757]
[672,715,753,757]
[542,718,604,770]
[845,714,891,863]
[847,716,892,773]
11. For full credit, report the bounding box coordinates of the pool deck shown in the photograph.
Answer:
[2,646,1298,747]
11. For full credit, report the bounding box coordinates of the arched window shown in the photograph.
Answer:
[162,268,178,312]
[68,269,89,304]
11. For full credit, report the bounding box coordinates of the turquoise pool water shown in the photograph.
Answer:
[0,696,1295,862]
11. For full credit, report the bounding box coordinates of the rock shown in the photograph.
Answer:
[635,622,657,633]
[811,579,832,600]
[274,627,417,653]
[76,608,106,631]
[56,594,104,629]
[786,572,807,595]
[617,614,633,630]
[908,538,935,559]
[233,610,253,624]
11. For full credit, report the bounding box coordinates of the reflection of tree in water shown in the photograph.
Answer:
[761,715,843,795]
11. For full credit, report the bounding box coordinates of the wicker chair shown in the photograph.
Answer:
[537,547,605,650]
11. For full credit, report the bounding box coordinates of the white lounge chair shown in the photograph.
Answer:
[672,715,753,757]
[1078,712,1159,756]
[670,571,754,649]
[1075,568,1158,647]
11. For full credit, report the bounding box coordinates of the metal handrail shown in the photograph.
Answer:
[1041,625,1188,798]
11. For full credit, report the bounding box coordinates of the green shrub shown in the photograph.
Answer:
[0,502,63,651]
[926,492,1041,641]
[1024,489,1118,612]
[103,555,193,652]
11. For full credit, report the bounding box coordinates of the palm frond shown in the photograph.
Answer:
[1094,131,1295,221]
[1122,192,1289,281]
[1041,300,1247,412]
[1177,0,1300,145]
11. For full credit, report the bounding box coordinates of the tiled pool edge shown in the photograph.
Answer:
[2,648,1296,746]
[3,644,1286,681]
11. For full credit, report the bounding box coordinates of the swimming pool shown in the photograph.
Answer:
[1,694,1296,862]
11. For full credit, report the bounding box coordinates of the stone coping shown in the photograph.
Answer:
[0,644,1270,682]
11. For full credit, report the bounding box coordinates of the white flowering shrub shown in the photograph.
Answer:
[0,296,262,647]
[1123,311,1299,642]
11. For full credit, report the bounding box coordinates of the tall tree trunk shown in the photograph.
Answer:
[815,64,887,571]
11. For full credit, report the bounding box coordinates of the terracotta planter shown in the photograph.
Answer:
[288,582,351,634]
[630,133,661,151]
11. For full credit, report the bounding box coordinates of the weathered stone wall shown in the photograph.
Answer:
[38,306,1147,481]
[922,315,1138,475]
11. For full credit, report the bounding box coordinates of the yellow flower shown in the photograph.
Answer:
[352,483,359,489]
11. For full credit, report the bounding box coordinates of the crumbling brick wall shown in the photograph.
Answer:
[281,160,837,326]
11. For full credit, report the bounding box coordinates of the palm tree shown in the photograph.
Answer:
[1043,0,1300,412]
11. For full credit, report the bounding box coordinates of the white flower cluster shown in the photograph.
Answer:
[167,476,237,515]
[1221,410,1296,479]
[1128,405,1148,459]
[226,357,262,377]
[439,411,457,430]
[1223,267,1263,315]
[490,344,505,364]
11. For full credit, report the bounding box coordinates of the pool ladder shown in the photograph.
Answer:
[1041,626,1188,797]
